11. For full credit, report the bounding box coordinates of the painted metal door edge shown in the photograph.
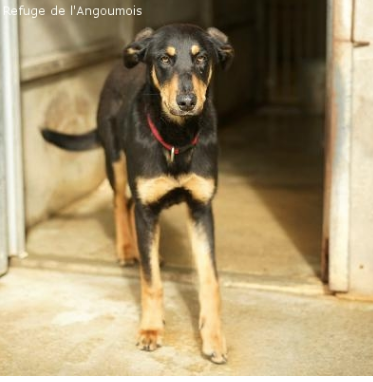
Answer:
[327,0,353,292]
[1,0,26,263]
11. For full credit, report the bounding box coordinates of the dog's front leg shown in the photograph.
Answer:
[187,203,227,364]
[134,203,164,351]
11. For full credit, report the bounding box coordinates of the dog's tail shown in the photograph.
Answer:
[41,128,101,151]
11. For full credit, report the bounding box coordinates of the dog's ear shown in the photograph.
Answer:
[123,27,154,68]
[207,27,234,71]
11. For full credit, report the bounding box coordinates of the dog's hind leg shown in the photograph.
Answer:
[111,152,139,265]
[99,115,138,266]
[129,201,140,257]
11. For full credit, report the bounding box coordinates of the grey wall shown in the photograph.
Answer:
[22,63,111,226]
[20,0,135,227]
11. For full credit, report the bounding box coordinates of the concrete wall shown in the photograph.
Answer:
[22,63,111,226]
[20,0,134,227]
[19,0,133,61]
[349,0,373,295]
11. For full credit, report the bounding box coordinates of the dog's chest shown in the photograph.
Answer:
[136,173,215,205]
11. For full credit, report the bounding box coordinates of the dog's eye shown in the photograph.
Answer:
[160,55,171,64]
[196,55,207,64]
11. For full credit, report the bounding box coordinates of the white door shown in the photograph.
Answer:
[348,0,373,295]
[0,106,7,275]
[323,0,354,292]
[0,1,9,276]
[324,0,373,295]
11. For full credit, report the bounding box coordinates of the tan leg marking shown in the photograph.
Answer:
[180,174,216,203]
[113,152,138,265]
[137,224,164,351]
[137,176,178,205]
[187,216,227,364]
[129,202,140,260]
[136,174,215,205]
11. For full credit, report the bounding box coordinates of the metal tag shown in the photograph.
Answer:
[170,147,175,162]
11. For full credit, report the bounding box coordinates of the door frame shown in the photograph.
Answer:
[323,0,354,292]
[0,0,26,275]
[0,70,7,275]
[0,0,359,289]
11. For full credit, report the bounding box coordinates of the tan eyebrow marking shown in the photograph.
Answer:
[166,46,176,56]
[191,44,200,55]
[126,47,138,55]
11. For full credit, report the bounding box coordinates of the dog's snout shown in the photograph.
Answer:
[176,93,197,112]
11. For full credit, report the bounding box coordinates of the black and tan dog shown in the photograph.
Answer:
[42,24,234,364]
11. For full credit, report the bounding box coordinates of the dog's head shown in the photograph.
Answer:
[123,24,234,123]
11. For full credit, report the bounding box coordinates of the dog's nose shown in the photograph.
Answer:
[176,93,197,112]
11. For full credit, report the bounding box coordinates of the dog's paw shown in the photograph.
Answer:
[116,245,139,267]
[117,256,138,267]
[137,329,163,352]
[200,321,227,364]
[202,334,227,364]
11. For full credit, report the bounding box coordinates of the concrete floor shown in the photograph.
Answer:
[1,267,373,375]
[4,113,359,376]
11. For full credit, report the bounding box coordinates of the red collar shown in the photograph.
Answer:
[146,113,199,158]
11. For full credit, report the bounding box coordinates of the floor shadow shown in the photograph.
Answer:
[173,279,201,345]
[218,111,324,277]
[58,205,115,242]
[159,212,193,268]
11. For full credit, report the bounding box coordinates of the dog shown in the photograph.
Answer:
[42,24,234,364]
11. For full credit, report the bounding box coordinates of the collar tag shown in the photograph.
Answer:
[170,147,175,163]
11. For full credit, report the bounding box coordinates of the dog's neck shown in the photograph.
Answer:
[142,83,204,148]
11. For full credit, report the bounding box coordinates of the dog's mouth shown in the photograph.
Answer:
[170,108,197,117]
[164,102,202,118]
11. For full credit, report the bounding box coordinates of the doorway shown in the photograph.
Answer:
[20,0,327,286]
